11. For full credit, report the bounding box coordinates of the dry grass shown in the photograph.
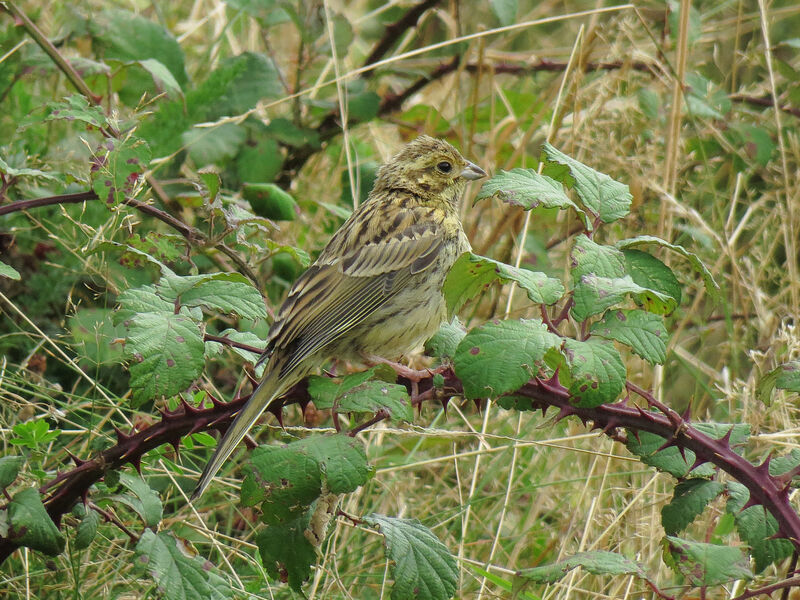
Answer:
[2,0,800,598]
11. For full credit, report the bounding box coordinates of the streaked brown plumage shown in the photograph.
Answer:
[192,136,486,499]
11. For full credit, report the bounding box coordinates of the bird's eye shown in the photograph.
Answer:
[437,161,452,173]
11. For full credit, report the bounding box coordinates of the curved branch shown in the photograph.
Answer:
[2,366,800,567]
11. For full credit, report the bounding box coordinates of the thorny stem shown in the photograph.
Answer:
[2,366,798,571]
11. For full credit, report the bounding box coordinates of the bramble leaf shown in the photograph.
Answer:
[590,309,668,364]
[444,253,564,315]
[663,536,752,586]
[516,551,648,584]
[661,479,725,535]
[364,514,458,600]
[454,319,561,399]
[542,143,632,223]
[135,530,232,600]
[7,488,65,556]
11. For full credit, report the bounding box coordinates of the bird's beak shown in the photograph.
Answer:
[460,161,487,181]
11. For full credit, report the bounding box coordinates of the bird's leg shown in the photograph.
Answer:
[361,354,445,382]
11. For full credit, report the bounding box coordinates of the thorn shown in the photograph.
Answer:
[246,371,259,388]
[555,406,574,422]
[473,398,483,413]
[680,402,692,422]
[170,439,180,458]
[129,456,142,474]
[112,425,131,443]
[757,454,773,475]
[268,404,284,428]
[440,396,450,415]
[601,419,620,435]
[179,397,199,415]
[718,426,734,448]
[66,451,87,467]
[653,433,684,459]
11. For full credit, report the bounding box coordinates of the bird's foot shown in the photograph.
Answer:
[362,355,445,382]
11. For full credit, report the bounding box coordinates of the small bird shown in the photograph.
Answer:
[192,136,486,499]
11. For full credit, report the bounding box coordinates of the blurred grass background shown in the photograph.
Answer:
[1,0,800,597]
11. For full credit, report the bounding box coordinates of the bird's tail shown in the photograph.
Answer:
[190,368,285,500]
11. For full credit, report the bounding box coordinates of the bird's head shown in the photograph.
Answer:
[373,136,486,205]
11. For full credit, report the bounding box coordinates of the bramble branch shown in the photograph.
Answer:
[2,366,799,569]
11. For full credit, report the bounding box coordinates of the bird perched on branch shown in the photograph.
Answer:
[192,136,486,499]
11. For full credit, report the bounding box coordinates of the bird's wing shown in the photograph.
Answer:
[264,219,444,377]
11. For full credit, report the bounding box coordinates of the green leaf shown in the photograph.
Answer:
[241,444,323,524]
[205,328,265,364]
[0,261,20,281]
[256,512,317,592]
[590,309,668,364]
[136,530,232,600]
[243,183,299,220]
[454,319,561,400]
[337,381,413,422]
[735,505,794,572]
[91,9,188,88]
[726,481,750,514]
[570,235,626,281]
[211,52,282,116]
[243,435,370,522]
[476,168,587,225]
[0,455,24,488]
[444,252,565,315]
[172,273,268,320]
[183,123,246,166]
[616,235,719,297]
[490,0,518,25]
[663,536,752,586]
[364,514,458,600]
[74,509,100,550]
[307,366,396,409]
[623,249,682,305]
[516,550,647,584]
[661,479,725,535]
[757,361,800,404]
[10,419,61,449]
[542,143,632,223]
[40,95,109,129]
[91,242,172,278]
[115,284,175,325]
[560,338,625,407]
[114,473,163,528]
[132,58,183,99]
[0,156,59,182]
[7,488,66,556]
[572,274,677,322]
[424,318,466,361]
[265,117,321,148]
[125,311,205,403]
[626,430,696,478]
[90,136,151,207]
[292,435,371,495]
[236,137,283,183]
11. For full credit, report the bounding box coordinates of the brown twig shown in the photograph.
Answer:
[361,0,441,73]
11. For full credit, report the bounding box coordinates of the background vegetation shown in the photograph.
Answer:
[1,0,800,598]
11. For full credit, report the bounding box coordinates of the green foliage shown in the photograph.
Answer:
[443,252,564,315]
[135,530,232,600]
[515,551,648,585]
[2,3,797,596]
[453,319,560,400]
[7,488,65,556]
[662,536,753,586]
[363,514,458,600]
